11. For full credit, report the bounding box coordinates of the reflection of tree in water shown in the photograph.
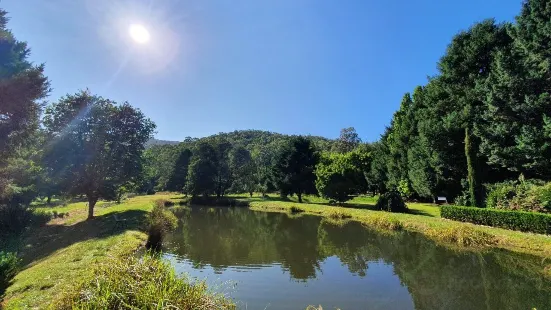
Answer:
[317,221,551,310]
[165,208,551,309]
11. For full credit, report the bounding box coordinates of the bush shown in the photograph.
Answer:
[441,205,551,234]
[51,254,235,309]
[0,252,19,300]
[485,179,551,213]
[0,204,51,236]
[486,181,516,209]
[146,203,178,251]
[376,191,407,213]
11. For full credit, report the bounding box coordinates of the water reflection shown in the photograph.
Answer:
[164,207,551,309]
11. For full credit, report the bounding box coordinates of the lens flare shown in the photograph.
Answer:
[129,24,150,44]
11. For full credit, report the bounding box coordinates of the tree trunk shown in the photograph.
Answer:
[249,191,253,198]
[87,195,98,220]
[465,127,483,207]
[47,194,52,205]
[297,191,302,203]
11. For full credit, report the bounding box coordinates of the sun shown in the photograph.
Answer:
[129,24,150,44]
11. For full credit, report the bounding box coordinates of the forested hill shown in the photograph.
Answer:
[147,130,337,151]
[143,129,342,192]
[145,139,180,147]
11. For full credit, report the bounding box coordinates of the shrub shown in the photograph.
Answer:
[441,205,551,234]
[485,179,551,213]
[376,191,407,213]
[0,204,51,236]
[51,254,235,309]
[486,181,516,209]
[146,203,178,251]
[0,252,19,300]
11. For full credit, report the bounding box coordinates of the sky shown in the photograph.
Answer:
[3,0,522,142]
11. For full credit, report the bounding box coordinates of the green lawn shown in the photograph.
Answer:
[3,194,173,309]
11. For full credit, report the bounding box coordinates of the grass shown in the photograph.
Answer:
[2,194,172,309]
[246,194,551,258]
[51,254,235,309]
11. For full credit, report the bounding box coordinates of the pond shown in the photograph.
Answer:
[163,207,551,310]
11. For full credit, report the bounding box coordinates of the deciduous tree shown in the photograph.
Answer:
[43,91,155,219]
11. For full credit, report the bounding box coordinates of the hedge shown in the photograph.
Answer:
[441,205,551,235]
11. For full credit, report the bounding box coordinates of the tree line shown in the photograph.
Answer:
[368,0,551,206]
[141,0,551,208]
[3,0,551,234]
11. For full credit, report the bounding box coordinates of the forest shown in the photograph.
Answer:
[2,0,551,308]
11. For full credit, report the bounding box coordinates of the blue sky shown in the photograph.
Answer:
[4,0,521,142]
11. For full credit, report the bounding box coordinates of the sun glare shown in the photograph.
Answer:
[129,24,150,44]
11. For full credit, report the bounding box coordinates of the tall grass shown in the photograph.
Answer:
[51,254,235,309]
[145,200,178,251]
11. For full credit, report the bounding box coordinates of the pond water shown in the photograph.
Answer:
[163,207,551,310]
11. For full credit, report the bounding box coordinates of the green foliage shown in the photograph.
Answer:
[315,152,363,203]
[185,141,218,197]
[43,90,156,219]
[276,136,319,203]
[51,254,235,309]
[486,179,551,213]
[376,191,408,213]
[478,0,551,178]
[441,205,551,234]
[486,181,517,209]
[0,8,49,171]
[367,140,389,194]
[166,148,192,192]
[145,201,178,251]
[229,146,256,195]
[386,94,416,189]
[0,251,19,300]
[397,179,413,200]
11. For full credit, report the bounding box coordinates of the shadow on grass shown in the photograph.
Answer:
[407,208,436,217]
[17,209,148,268]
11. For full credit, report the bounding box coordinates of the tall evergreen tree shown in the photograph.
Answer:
[438,19,512,206]
[479,0,551,179]
[0,9,49,199]
[276,136,319,203]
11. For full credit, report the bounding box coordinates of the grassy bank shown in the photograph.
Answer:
[246,195,551,259]
[2,194,169,309]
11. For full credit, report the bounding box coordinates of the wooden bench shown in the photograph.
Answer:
[436,196,448,204]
